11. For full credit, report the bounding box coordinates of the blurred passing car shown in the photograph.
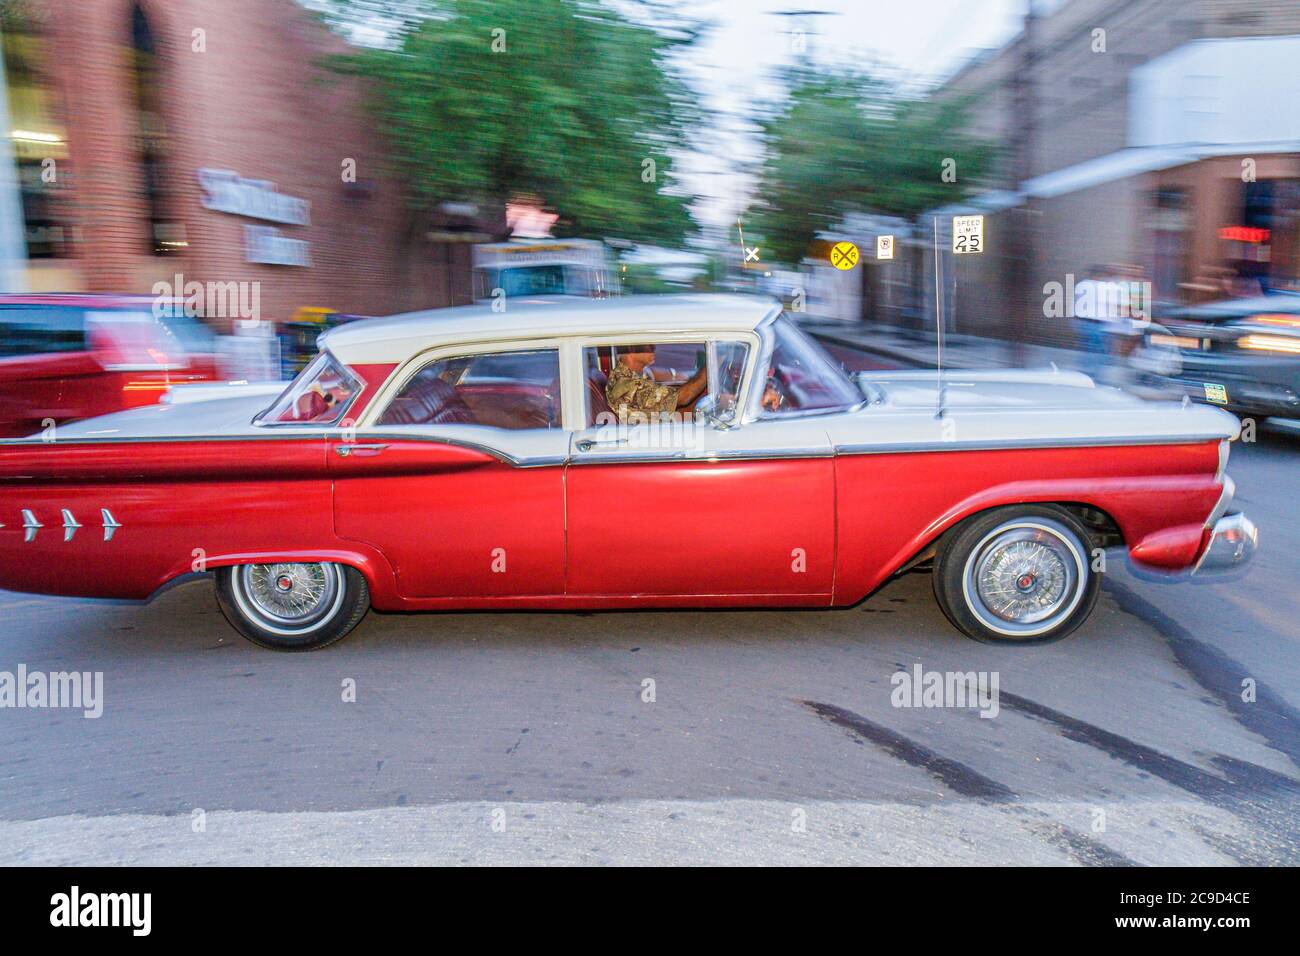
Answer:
[0,295,217,438]
[1140,294,1300,419]
[472,238,620,301]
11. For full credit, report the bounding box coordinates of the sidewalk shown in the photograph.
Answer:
[798,318,1084,373]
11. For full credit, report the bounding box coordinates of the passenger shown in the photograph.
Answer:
[605,344,707,423]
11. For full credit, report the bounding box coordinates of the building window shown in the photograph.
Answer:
[130,4,184,256]
[1150,187,1190,305]
[1233,179,1300,292]
[2,11,69,258]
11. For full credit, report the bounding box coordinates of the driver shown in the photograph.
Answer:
[605,344,707,423]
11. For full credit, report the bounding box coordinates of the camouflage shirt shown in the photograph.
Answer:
[605,363,678,423]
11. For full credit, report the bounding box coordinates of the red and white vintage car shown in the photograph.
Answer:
[0,295,1257,650]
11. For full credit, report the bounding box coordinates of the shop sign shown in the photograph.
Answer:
[198,169,310,225]
[245,225,310,267]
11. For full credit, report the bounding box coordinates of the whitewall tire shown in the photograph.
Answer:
[933,506,1100,645]
[216,562,370,651]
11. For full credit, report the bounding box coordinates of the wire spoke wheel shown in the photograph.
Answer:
[232,562,346,636]
[959,517,1089,639]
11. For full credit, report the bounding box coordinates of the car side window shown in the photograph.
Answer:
[585,341,749,426]
[0,306,87,358]
[378,348,561,430]
[760,317,862,416]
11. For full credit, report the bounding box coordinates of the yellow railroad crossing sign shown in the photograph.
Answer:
[830,241,859,270]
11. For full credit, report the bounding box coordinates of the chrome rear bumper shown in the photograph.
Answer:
[1194,513,1258,574]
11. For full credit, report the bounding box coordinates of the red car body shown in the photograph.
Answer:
[0,295,1257,649]
[0,294,217,439]
[0,437,1222,608]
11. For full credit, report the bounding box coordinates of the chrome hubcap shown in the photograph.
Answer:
[962,520,1085,637]
[237,562,342,632]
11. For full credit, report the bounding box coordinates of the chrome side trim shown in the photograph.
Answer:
[334,433,567,468]
[0,431,567,470]
[834,434,1228,456]
[61,509,82,542]
[1204,476,1235,530]
[0,429,1229,468]
[568,447,835,465]
[0,433,342,446]
[4,508,122,542]
[101,509,122,542]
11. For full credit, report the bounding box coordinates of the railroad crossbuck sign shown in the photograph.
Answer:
[830,241,859,270]
[952,215,984,254]
[877,235,895,260]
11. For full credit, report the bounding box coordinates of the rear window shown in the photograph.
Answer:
[256,352,361,426]
[0,305,87,357]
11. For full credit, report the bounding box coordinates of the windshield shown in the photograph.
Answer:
[474,265,572,298]
[256,351,361,426]
[761,316,862,416]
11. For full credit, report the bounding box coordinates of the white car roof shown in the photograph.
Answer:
[322,294,780,366]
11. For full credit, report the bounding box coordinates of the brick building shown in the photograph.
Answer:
[849,0,1300,343]
[1,0,490,325]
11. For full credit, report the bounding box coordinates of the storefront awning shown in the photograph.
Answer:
[930,139,1300,218]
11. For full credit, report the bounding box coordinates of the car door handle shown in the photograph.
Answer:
[575,437,628,452]
[334,443,390,458]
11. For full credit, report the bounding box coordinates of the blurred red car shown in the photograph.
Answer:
[0,295,217,438]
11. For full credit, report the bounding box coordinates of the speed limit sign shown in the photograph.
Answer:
[952,215,984,254]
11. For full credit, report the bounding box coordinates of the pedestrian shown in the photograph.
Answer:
[1073,265,1121,380]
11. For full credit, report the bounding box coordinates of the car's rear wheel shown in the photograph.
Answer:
[933,506,1099,645]
[216,562,369,651]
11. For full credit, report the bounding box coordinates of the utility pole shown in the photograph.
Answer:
[1005,1,1039,364]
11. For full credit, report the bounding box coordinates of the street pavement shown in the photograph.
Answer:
[0,347,1297,865]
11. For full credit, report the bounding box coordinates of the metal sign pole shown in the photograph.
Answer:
[933,216,945,419]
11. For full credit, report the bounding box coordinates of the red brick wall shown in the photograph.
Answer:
[38,0,482,325]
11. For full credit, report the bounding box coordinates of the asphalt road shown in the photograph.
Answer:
[1,387,1297,864]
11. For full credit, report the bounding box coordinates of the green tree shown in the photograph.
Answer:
[745,66,996,266]
[319,0,702,245]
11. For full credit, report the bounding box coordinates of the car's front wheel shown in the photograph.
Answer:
[216,562,370,651]
[933,506,1099,645]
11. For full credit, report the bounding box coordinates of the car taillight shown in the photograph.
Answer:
[119,376,174,409]
[122,380,172,393]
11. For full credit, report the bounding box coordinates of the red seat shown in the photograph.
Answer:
[378,375,475,426]
[587,368,611,423]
